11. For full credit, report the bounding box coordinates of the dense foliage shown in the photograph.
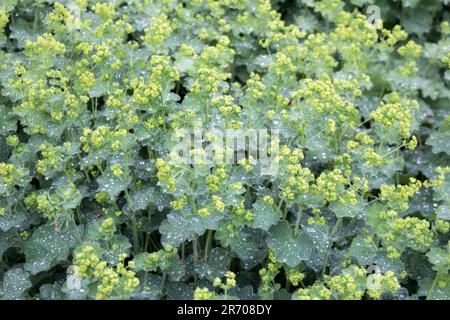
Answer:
[0,0,449,300]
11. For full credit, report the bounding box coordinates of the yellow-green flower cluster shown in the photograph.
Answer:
[391,216,434,250]
[381,25,408,47]
[380,178,422,211]
[424,166,450,189]
[268,53,296,78]
[316,169,349,202]
[245,73,266,100]
[210,95,241,120]
[99,217,116,239]
[212,271,237,295]
[295,33,338,74]
[92,2,115,22]
[198,207,211,217]
[295,282,333,300]
[155,158,176,192]
[0,162,27,191]
[205,167,228,193]
[258,250,282,296]
[0,10,9,31]
[131,244,178,273]
[371,101,417,139]
[36,143,64,175]
[363,147,386,167]
[25,33,66,57]
[295,78,360,127]
[111,164,123,177]
[295,266,400,300]
[142,13,174,47]
[80,126,128,154]
[288,271,305,286]
[230,202,253,223]
[193,287,216,300]
[92,44,111,64]
[307,208,326,225]
[366,271,401,299]
[191,66,230,95]
[324,266,366,300]
[171,195,187,210]
[212,195,225,213]
[80,126,110,152]
[280,166,315,201]
[74,245,139,300]
[435,220,450,234]
[398,41,422,59]
[330,11,378,68]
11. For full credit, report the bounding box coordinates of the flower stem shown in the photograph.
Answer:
[427,273,439,300]
[321,218,342,277]
[293,209,303,238]
[204,230,213,262]
[193,237,199,288]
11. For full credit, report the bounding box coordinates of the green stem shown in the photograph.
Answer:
[193,237,199,288]
[33,2,40,33]
[144,208,153,251]
[71,212,82,243]
[204,230,213,262]
[427,273,439,300]
[342,216,357,237]
[277,196,284,210]
[144,233,150,252]
[125,189,140,254]
[181,243,185,262]
[321,218,342,277]
[293,209,303,238]
[160,272,167,297]
[129,212,139,254]
[75,207,83,224]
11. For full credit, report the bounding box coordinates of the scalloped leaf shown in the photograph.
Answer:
[24,224,77,275]
[267,221,315,267]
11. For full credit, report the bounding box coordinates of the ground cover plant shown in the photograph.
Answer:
[0,0,449,300]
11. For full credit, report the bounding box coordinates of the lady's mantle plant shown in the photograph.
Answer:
[0,0,449,300]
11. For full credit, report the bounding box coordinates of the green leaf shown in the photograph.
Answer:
[39,283,64,300]
[160,208,223,247]
[233,227,268,267]
[132,253,158,272]
[0,229,20,260]
[0,105,17,135]
[127,187,157,211]
[366,204,389,235]
[418,276,450,300]
[104,235,131,265]
[426,131,450,155]
[1,268,32,300]
[2,0,18,11]
[402,0,421,8]
[251,199,282,231]
[426,248,449,273]
[165,281,193,300]
[24,224,77,275]
[401,7,434,36]
[197,248,231,281]
[436,205,450,220]
[97,170,132,199]
[350,0,373,6]
[267,221,315,267]
[0,211,27,232]
[329,197,365,218]
[9,18,36,48]
[349,235,377,265]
